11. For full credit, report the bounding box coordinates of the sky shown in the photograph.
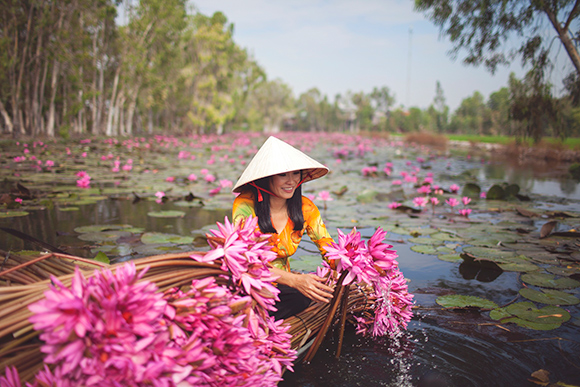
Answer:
[192,0,573,111]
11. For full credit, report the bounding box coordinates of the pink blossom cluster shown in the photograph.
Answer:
[190,216,280,311]
[13,257,295,386]
[324,228,414,337]
[361,166,377,177]
[76,171,91,188]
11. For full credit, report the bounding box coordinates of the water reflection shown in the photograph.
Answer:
[0,199,229,258]
[479,163,580,200]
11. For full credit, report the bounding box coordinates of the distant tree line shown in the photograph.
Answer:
[2,0,579,142]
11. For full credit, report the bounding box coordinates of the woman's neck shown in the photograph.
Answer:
[269,196,288,214]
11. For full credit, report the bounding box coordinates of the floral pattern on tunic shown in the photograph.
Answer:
[232,190,334,271]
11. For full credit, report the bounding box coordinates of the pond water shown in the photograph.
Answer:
[1,133,579,386]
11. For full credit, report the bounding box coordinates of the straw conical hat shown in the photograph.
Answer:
[232,136,329,193]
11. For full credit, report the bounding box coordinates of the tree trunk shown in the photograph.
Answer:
[543,5,580,76]
[0,100,14,133]
[125,86,139,136]
[46,59,60,137]
[106,67,120,136]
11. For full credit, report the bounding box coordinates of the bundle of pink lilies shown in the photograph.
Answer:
[1,216,413,386]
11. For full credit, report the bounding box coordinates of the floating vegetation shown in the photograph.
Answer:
[435,294,498,309]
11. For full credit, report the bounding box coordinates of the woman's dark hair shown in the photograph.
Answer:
[250,173,304,234]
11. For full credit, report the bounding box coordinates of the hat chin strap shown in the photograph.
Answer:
[249,172,313,202]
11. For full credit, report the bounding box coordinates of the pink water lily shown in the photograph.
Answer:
[462,196,471,205]
[449,184,460,193]
[446,197,460,207]
[413,196,429,208]
[388,202,402,209]
[324,227,413,337]
[459,208,472,217]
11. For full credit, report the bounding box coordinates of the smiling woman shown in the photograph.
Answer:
[232,136,335,320]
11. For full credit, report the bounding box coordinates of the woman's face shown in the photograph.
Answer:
[269,170,301,200]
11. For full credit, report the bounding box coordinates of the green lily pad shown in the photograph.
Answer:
[519,288,580,305]
[356,189,378,204]
[501,317,562,330]
[521,273,580,289]
[74,224,133,233]
[411,245,439,255]
[431,232,464,242]
[461,183,481,199]
[436,295,498,309]
[494,301,571,330]
[408,237,441,245]
[0,211,29,218]
[58,207,80,212]
[437,254,463,262]
[462,246,516,261]
[147,210,186,218]
[141,232,194,245]
[496,261,540,272]
[78,230,132,242]
[93,251,110,264]
[408,227,438,236]
[489,307,511,320]
[486,184,505,200]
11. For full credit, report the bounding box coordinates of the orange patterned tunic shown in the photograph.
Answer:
[232,190,334,271]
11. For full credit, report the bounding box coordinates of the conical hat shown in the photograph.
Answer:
[232,136,329,193]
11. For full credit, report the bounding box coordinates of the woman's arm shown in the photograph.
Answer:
[270,266,334,303]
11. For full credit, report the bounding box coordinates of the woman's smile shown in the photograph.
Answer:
[269,170,301,199]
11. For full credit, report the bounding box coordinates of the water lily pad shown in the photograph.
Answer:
[496,261,540,272]
[356,189,378,204]
[407,237,441,245]
[519,288,580,305]
[0,211,29,218]
[141,232,194,245]
[501,317,562,331]
[436,295,498,309]
[431,232,464,242]
[93,251,110,264]
[133,243,193,256]
[147,210,186,218]
[521,273,580,289]
[461,183,481,199]
[411,245,439,255]
[58,207,80,212]
[74,224,133,233]
[437,254,463,263]
[494,301,571,330]
[78,230,132,242]
[486,184,505,200]
[462,246,516,261]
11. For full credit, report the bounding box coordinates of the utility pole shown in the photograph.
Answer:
[406,26,413,109]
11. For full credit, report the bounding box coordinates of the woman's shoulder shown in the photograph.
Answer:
[301,195,320,214]
[234,190,255,203]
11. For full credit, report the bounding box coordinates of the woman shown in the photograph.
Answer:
[232,136,335,320]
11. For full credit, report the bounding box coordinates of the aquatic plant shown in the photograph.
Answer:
[325,228,414,337]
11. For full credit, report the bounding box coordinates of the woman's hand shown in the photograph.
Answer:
[292,273,335,303]
[272,267,334,303]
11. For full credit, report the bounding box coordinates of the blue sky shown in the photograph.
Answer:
[193,0,573,111]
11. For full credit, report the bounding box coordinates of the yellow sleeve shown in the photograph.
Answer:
[302,197,334,258]
[232,191,256,225]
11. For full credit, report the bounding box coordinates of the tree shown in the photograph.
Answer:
[414,0,580,78]
[508,71,556,143]
[487,87,511,135]
[449,91,491,134]
[431,81,449,132]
